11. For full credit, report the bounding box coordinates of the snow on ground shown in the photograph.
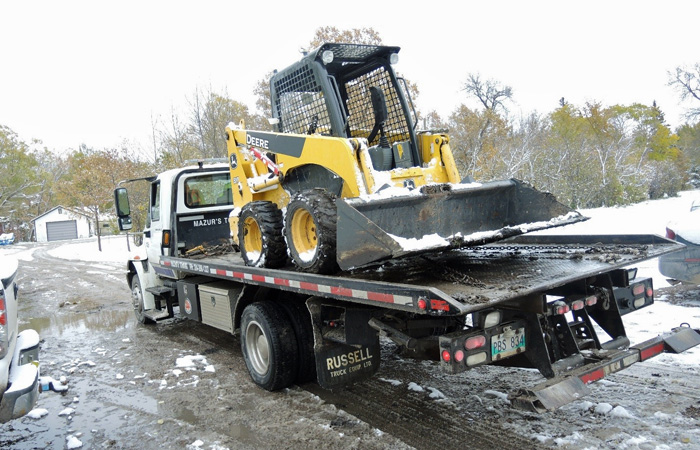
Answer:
[46,235,139,263]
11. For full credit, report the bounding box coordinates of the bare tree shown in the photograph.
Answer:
[463,74,513,113]
[669,63,700,120]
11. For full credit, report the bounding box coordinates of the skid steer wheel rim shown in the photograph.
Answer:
[290,208,317,257]
[242,216,263,254]
[245,319,270,375]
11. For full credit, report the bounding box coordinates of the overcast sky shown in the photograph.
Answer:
[1,0,698,155]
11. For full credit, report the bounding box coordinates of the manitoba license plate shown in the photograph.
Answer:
[491,327,525,359]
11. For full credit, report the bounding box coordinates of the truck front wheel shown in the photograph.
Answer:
[130,275,152,325]
[240,302,299,390]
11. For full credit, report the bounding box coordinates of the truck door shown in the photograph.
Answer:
[144,180,167,262]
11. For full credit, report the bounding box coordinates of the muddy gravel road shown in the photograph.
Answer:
[1,238,699,449]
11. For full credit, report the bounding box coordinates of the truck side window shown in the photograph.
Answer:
[150,181,161,222]
[184,174,232,208]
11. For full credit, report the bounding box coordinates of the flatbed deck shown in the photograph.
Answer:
[159,234,682,315]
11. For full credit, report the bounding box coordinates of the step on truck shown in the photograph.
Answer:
[113,43,700,411]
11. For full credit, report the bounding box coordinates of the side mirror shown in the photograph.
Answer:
[118,216,133,231]
[114,188,133,231]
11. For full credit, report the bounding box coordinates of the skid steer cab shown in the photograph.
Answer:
[225,43,585,274]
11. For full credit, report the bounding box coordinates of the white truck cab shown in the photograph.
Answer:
[116,163,233,323]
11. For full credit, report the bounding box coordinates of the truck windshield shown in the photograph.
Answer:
[184,174,232,208]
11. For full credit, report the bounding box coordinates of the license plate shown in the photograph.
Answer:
[491,327,525,360]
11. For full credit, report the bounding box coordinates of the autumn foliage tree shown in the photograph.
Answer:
[57,146,150,250]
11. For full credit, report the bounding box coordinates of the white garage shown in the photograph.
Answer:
[32,206,93,242]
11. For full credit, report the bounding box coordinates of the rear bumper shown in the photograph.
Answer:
[510,326,700,412]
[0,330,40,422]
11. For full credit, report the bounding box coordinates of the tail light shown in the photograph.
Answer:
[441,350,451,362]
[571,300,585,311]
[666,227,676,240]
[551,301,570,315]
[0,290,7,358]
[465,335,486,350]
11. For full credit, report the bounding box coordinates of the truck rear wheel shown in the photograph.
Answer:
[240,301,299,391]
[284,189,338,274]
[279,301,317,384]
[238,202,286,268]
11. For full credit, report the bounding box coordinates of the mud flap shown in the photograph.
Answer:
[510,326,700,412]
[336,179,586,270]
[306,298,381,389]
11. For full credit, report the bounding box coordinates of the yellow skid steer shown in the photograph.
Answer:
[226,43,584,273]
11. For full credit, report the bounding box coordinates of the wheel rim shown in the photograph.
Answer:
[290,208,317,256]
[245,320,270,375]
[243,216,263,254]
[132,283,143,318]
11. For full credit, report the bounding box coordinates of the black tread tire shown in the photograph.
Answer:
[279,301,317,384]
[240,301,299,391]
[130,275,153,325]
[238,201,286,268]
[284,189,338,274]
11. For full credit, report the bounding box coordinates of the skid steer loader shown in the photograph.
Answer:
[226,43,585,273]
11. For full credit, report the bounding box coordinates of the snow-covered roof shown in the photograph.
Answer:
[31,205,92,222]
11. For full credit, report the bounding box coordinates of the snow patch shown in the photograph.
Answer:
[483,390,510,403]
[427,387,447,400]
[594,403,614,415]
[26,408,49,419]
[407,382,424,392]
[378,377,402,386]
[58,407,75,416]
[66,435,83,449]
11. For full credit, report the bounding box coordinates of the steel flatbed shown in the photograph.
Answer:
[158,234,683,316]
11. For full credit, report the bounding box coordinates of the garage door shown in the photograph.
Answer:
[46,220,78,241]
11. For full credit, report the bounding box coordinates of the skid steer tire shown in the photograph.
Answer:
[238,201,286,268]
[240,301,299,391]
[284,189,338,274]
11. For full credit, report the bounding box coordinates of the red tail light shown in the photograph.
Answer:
[0,296,6,326]
[441,350,451,362]
[666,227,676,240]
[571,300,585,311]
[465,335,486,350]
[585,295,598,306]
[632,284,645,296]
[552,301,569,315]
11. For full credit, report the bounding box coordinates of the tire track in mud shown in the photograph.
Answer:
[305,379,540,450]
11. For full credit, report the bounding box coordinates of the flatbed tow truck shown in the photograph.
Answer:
[114,162,700,412]
[113,43,700,411]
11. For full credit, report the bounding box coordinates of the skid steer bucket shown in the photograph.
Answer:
[336,179,587,270]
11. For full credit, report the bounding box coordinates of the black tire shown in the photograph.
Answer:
[284,189,338,274]
[130,275,152,325]
[240,301,299,391]
[238,201,286,268]
[279,301,317,384]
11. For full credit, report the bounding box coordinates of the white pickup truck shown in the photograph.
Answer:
[0,256,40,422]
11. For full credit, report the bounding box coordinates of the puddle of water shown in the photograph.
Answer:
[173,405,253,439]
[20,309,134,337]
